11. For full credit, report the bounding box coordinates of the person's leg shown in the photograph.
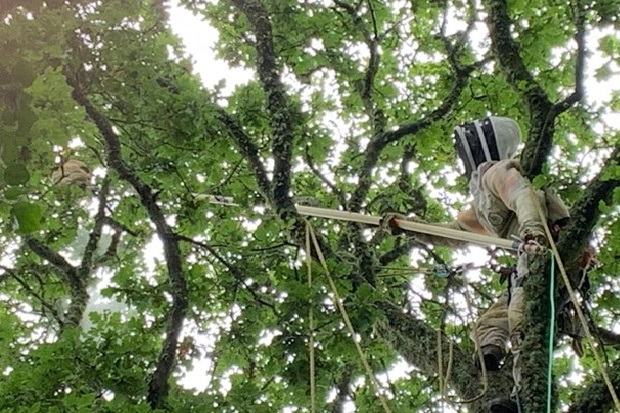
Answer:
[490,255,528,413]
[471,293,510,371]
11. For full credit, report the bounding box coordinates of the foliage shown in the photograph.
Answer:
[0,0,619,412]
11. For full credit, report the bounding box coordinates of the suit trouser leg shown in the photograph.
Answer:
[472,293,510,356]
[509,252,530,395]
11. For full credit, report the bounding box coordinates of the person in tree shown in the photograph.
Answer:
[382,116,571,413]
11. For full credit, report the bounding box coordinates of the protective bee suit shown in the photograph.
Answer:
[383,116,570,413]
[51,159,92,189]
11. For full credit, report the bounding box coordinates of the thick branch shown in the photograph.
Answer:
[79,178,110,278]
[348,67,470,211]
[519,257,555,412]
[557,146,620,301]
[230,0,296,216]
[26,238,86,326]
[65,73,188,410]
[377,300,514,411]
[520,148,620,411]
[484,0,554,177]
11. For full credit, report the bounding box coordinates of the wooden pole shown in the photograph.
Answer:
[295,205,519,251]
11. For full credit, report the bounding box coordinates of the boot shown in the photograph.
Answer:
[490,397,519,413]
[475,344,505,372]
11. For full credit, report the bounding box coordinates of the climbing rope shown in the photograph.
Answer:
[437,330,456,411]
[305,225,316,413]
[457,273,489,404]
[437,330,444,411]
[305,222,393,413]
[546,253,555,413]
[435,265,489,405]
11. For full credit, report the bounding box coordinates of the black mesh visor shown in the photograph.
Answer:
[454,117,501,179]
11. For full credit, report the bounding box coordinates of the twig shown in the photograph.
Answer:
[102,216,139,237]
[0,265,63,325]
[176,234,278,312]
[216,109,272,201]
[304,144,347,208]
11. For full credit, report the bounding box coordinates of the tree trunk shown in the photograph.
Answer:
[519,256,556,412]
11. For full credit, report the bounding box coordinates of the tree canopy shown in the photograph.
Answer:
[0,0,620,412]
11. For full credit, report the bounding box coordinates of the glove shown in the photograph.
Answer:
[519,221,548,245]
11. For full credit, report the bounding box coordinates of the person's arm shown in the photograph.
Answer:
[482,159,548,243]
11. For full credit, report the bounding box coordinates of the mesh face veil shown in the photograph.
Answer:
[453,116,522,179]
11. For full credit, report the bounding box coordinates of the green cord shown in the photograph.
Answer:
[547,252,555,413]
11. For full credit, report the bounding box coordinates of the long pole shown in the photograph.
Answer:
[295,205,519,251]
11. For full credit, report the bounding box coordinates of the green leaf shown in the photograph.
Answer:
[11,201,43,234]
[4,186,27,200]
[595,63,615,82]
[3,162,30,185]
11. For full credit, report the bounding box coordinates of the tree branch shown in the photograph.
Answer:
[230,0,296,217]
[377,300,514,410]
[79,177,110,278]
[333,0,381,116]
[347,65,471,211]
[529,0,587,178]
[0,265,63,326]
[483,0,554,177]
[65,71,188,410]
[26,238,86,326]
[101,216,139,237]
[176,235,278,312]
[216,109,273,201]
[304,144,347,209]
[551,0,586,115]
